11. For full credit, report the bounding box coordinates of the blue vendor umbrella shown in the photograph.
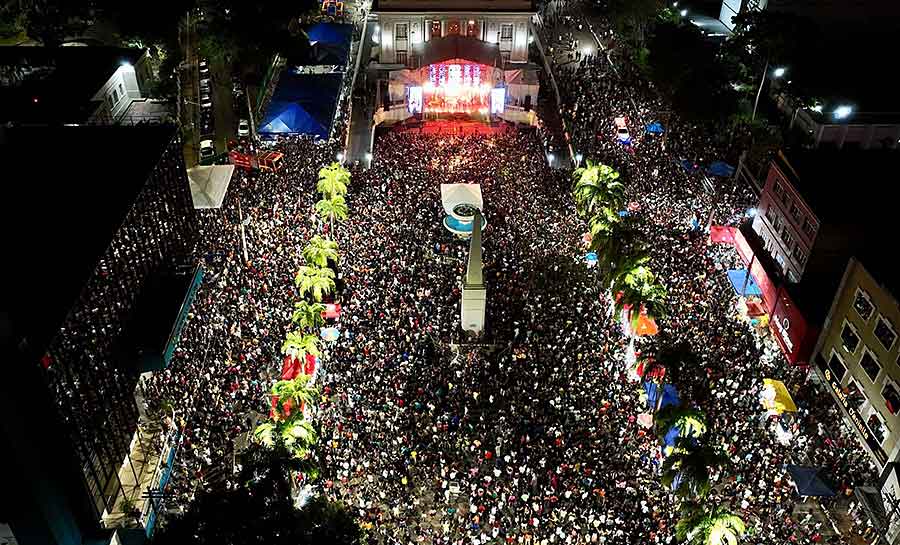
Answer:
[707,161,735,177]
[645,122,665,134]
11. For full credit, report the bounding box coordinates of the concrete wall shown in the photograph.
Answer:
[90,62,145,124]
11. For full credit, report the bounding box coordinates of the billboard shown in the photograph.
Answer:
[408,86,423,114]
[490,87,506,114]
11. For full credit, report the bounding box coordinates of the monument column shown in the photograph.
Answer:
[461,210,486,334]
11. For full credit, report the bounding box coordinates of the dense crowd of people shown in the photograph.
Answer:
[140,1,881,543]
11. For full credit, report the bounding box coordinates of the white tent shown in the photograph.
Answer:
[440,183,483,218]
[188,165,235,209]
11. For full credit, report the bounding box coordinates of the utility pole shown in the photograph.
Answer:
[751,57,769,122]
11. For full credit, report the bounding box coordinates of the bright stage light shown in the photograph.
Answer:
[408,86,423,114]
[490,87,506,114]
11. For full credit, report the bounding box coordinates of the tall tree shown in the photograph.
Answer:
[303,236,339,268]
[572,160,625,218]
[294,266,336,302]
[292,301,327,330]
[676,502,746,545]
[316,162,350,199]
[648,22,738,122]
[660,438,727,498]
[655,406,707,441]
[315,196,349,240]
[281,331,321,359]
[609,0,665,49]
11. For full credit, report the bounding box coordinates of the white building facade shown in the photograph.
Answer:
[374,0,534,66]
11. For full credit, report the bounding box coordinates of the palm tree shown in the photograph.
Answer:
[303,235,339,268]
[292,301,326,330]
[294,265,336,301]
[660,439,727,498]
[280,416,318,457]
[676,502,746,545]
[316,162,350,199]
[315,195,349,239]
[612,264,668,325]
[253,416,318,459]
[280,330,321,359]
[572,160,625,217]
[655,406,707,440]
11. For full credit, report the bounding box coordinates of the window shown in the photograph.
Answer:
[118,82,125,97]
[853,289,875,321]
[395,50,408,65]
[781,228,794,252]
[847,378,867,411]
[775,251,786,270]
[867,412,889,445]
[466,19,478,38]
[841,321,860,354]
[395,23,408,40]
[792,245,807,266]
[883,380,900,415]
[827,350,847,382]
[772,213,783,233]
[110,89,119,105]
[782,193,791,207]
[430,20,442,39]
[860,348,882,382]
[765,205,776,221]
[874,315,897,352]
[773,181,784,200]
[789,201,802,223]
[501,24,513,40]
[802,218,816,239]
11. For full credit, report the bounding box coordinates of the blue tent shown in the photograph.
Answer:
[259,73,343,139]
[305,23,353,66]
[727,269,762,296]
[644,381,680,412]
[787,465,836,497]
[679,159,699,173]
[645,122,665,134]
[663,424,681,447]
[707,161,735,177]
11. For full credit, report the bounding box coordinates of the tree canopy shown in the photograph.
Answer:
[152,445,363,545]
[647,22,738,122]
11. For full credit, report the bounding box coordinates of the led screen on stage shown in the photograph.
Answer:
[408,86,423,114]
[490,87,506,114]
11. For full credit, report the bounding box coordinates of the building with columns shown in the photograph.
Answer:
[373,0,535,66]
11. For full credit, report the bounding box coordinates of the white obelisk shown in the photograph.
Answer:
[461,210,486,334]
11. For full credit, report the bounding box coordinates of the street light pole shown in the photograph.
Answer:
[751,57,769,123]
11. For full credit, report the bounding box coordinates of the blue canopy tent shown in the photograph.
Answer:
[663,424,681,448]
[787,465,836,497]
[645,122,665,134]
[644,381,680,412]
[727,269,762,296]
[258,72,343,139]
[679,159,700,173]
[304,23,353,67]
[707,161,735,177]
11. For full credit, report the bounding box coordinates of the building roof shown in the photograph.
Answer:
[766,149,900,322]
[774,149,900,224]
[0,47,144,125]
[414,35,504,67]
[0,124,177,357]
[373,0,535,12]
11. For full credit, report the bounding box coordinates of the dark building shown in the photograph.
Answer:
[0,47,167,126]
[735,149,897,365]
[0,125,197,545]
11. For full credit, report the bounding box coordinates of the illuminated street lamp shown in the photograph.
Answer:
[680,9,688,16]
[834,105,853,119]
[752,63,787,121]
[773,67,786,78]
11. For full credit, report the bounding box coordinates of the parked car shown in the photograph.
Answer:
[238,119,250,137]
[199,139,215,164]
[614,116,631,145]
